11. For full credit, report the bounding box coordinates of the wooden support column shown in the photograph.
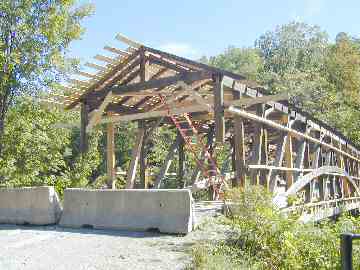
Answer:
[232,91,246,188]
[106,112,116,189]
[311,142,323,200]
[214,74,225,144]
[126,123,146,189]
[267,133,288,192]
[178,133,185,187]
[138,47,148,189]
[285,133,294,190]
[154,134,182,188]
[249,105,265,185]
[80,102,89,154]
[139,121,148,189]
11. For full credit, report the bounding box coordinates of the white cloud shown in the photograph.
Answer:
[158,42,200,59]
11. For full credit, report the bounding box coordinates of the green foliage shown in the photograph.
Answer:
[203,47,263,80]
[0,97,101,197]
[0,0,94,154]
[189,186,360,269]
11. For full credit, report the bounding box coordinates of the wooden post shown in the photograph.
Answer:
[214,74,225,144]
[80,102,89,154]
[232,91,246,187]
[178,133,185,187]
[106,112,116,189]
[138,47,148,189]
[267,133,287,192]
[259,127,269,187]
[249,104,265,185]
[285,133,294,190]
[139,121,148,189]
[126,124,146,189]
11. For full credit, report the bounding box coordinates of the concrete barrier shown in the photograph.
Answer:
[60,189,193,234]
[0,186,62,225]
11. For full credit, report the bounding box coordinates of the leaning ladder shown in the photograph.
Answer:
[159,94,225,199]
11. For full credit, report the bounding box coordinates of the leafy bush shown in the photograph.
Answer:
[189,185,360,269]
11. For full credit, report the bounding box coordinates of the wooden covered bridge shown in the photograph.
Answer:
[47,34,360,221]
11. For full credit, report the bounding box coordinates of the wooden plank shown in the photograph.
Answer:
[125,125,146,188]
[214,74,225,143]
[104,45,130,56]
[75,70,102,80]
[106,112,116,189]
[116,33,142,48]
[94,54,118,64]
[67,50,140,109]
[80,103,89,154]
[85,62,108,71]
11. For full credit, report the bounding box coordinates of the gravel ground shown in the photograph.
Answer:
[0,216,228,270]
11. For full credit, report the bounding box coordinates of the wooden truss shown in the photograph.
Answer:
[46,34,360,204]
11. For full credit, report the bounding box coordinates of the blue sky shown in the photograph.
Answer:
[70,0,360,64]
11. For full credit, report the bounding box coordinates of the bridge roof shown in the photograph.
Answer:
[45,33,360,155]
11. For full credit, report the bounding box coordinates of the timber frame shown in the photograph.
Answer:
[47,33,360,206]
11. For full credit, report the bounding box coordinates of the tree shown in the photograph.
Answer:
[319,36,360,144]
[0,0,93,155]
[255,22,329,111]
[205,46,263,80]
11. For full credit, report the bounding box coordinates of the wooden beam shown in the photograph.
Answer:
[80,103,89,154]
[229,92,288,108]
[109,71,211,95]
[86,91,113,132]
[228,106,360,163]
[116,33,142,48]
[94,54,118,64]
[85,62,108,71]
[139,49,147,189]
[154,134,182,188]
[67,50,140,109]
[249,105,265,185]
[145,46,246,81]
[190,127,215,185]
[106,112,116,189]
[178,133,185,187]
[103,104,210,123]
[148,55,190,73]
[267,133,288,192]
[104,46,130,56]
[139,121,147,189]
[125,125,146,188]
[232,90,246,187]
[214,74,225,143]
[75,70,102,80]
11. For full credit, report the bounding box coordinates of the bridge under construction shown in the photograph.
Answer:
[44,33,360,221]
